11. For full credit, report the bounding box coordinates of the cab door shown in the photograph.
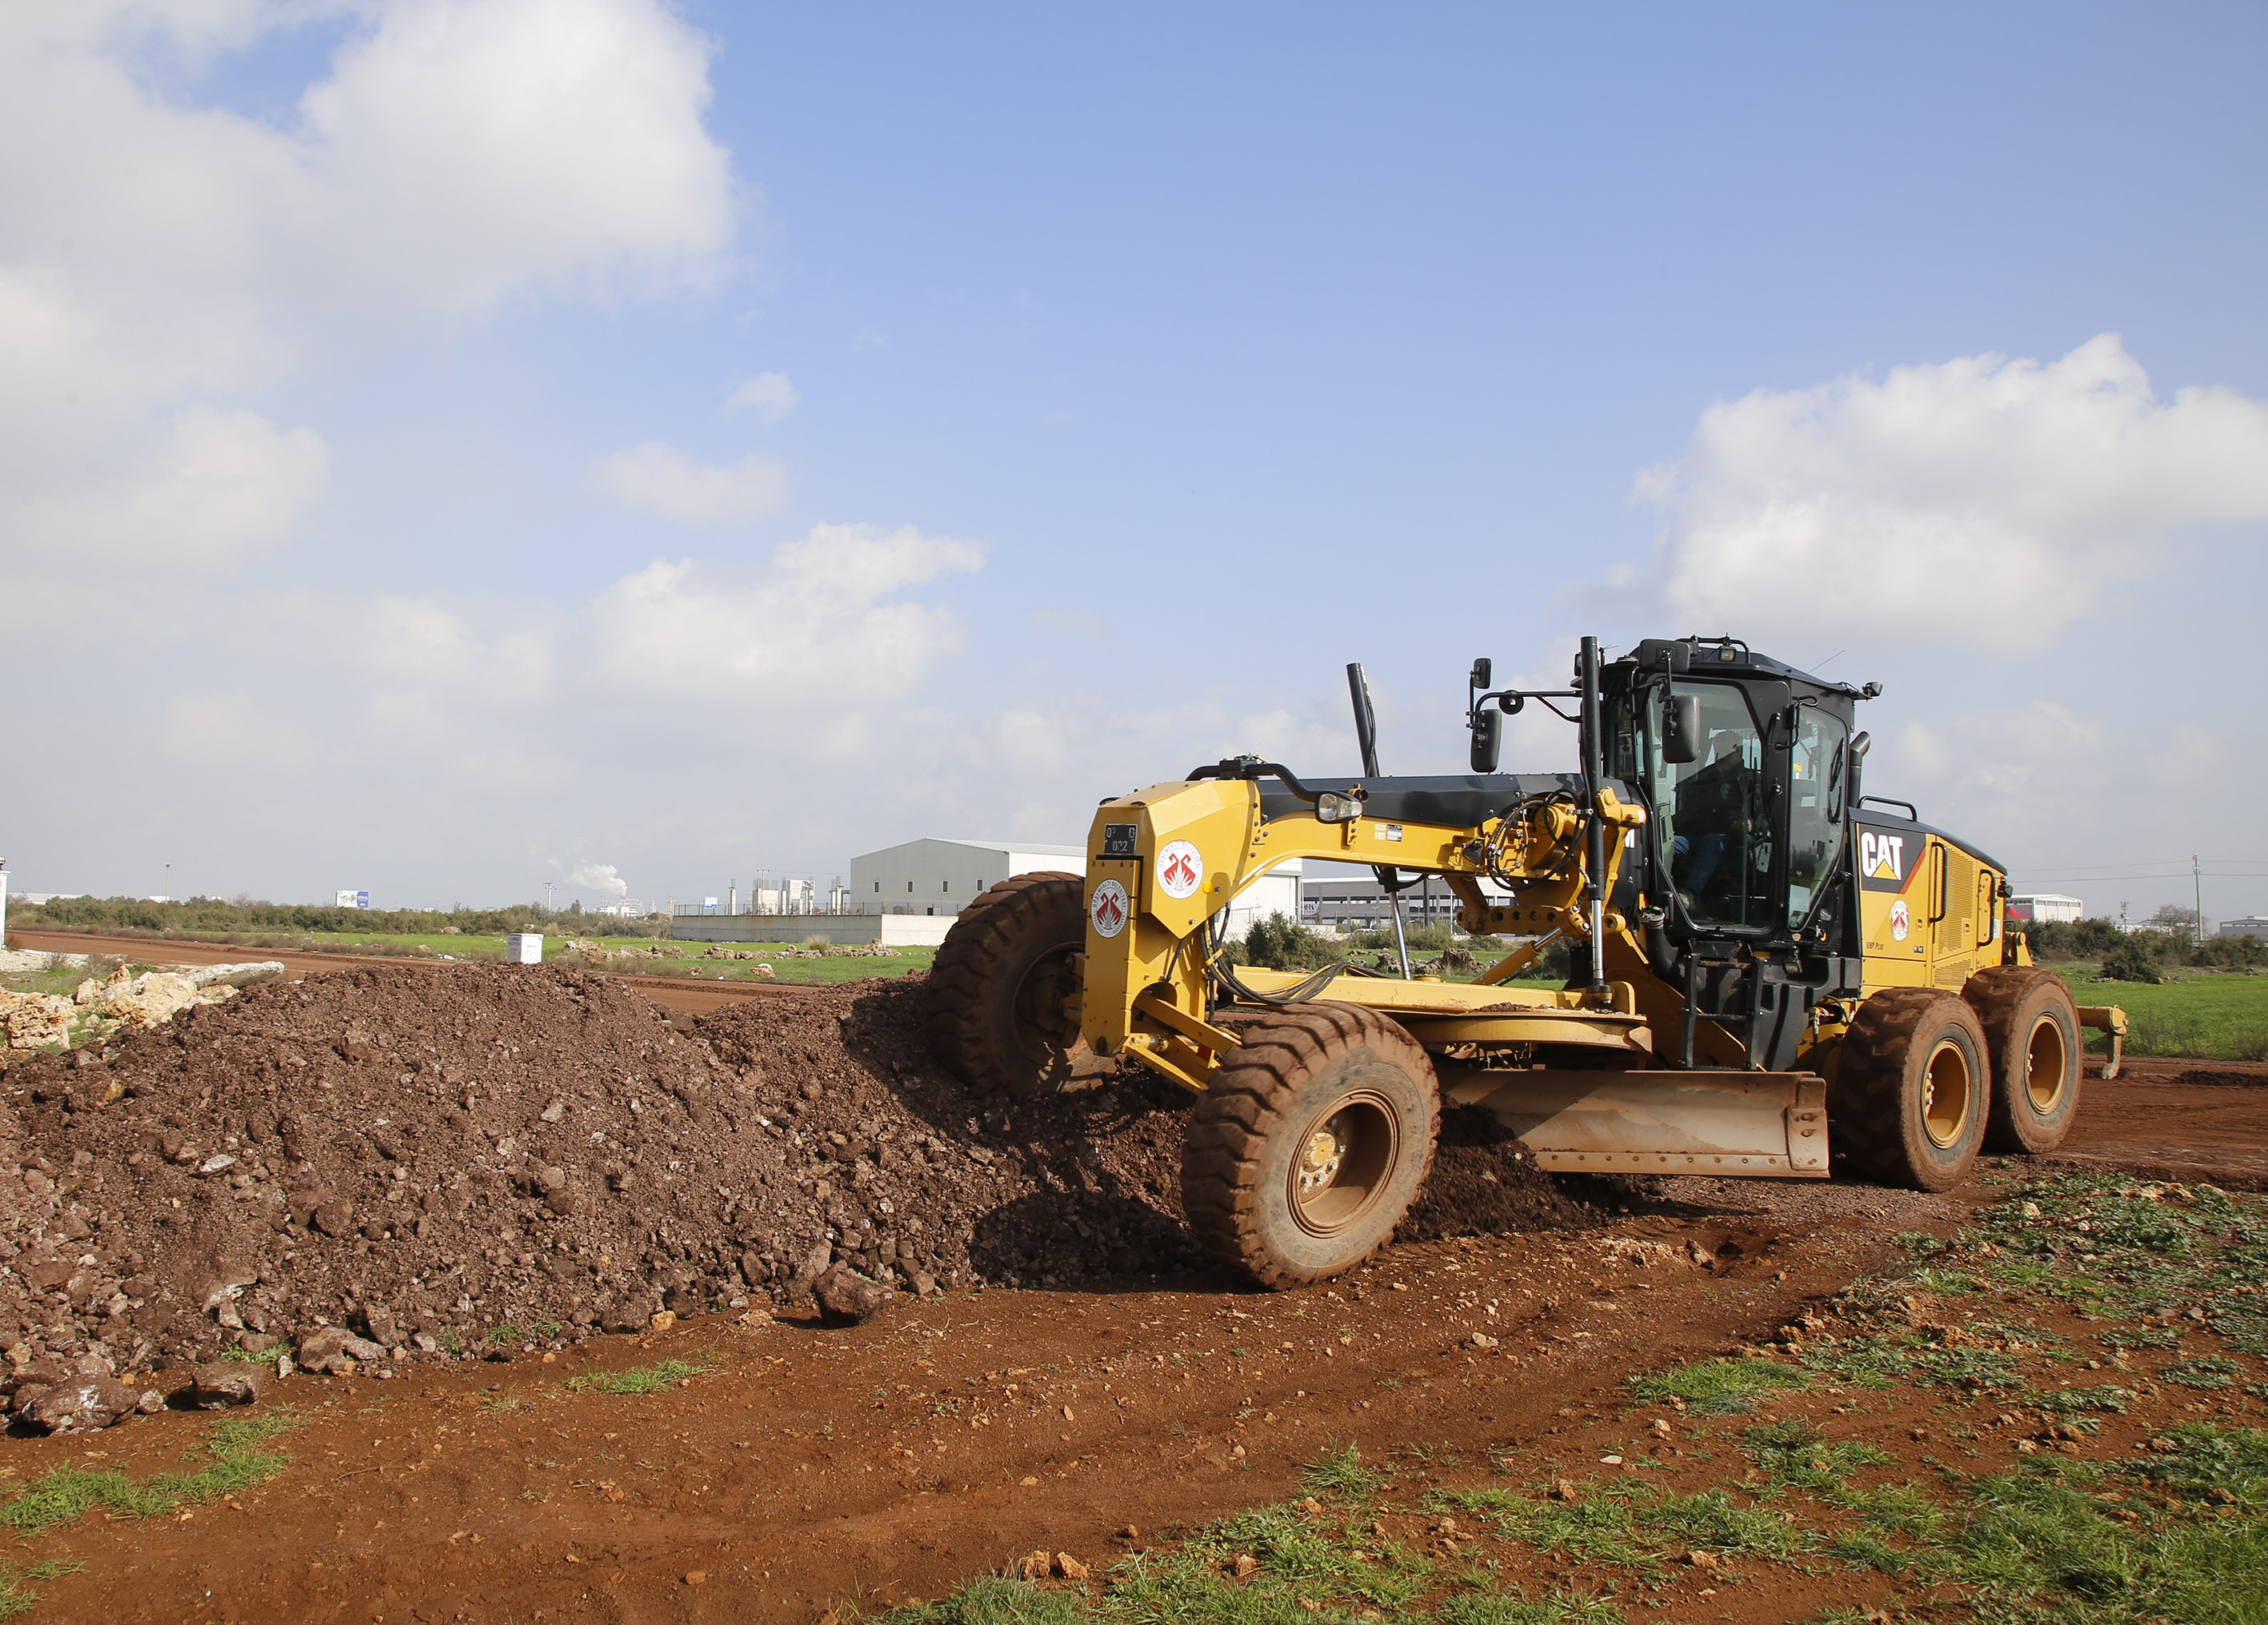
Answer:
[1932,843,1981,987]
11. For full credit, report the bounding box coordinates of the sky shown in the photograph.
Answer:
[4,1,2266,924]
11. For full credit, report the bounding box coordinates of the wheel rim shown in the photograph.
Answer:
[2024,1014,2068,1115]
[1287,1090,1398,1237]
[1921,1038,1974,1149]
[1007,947,1079,1066]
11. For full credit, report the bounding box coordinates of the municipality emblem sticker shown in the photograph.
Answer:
[1157,840,1203,900]
[1090,879,1129,938]
[1890,899,1911,943]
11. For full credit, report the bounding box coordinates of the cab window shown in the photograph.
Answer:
[1611,682,1775,931]
[1786,706,1849,927]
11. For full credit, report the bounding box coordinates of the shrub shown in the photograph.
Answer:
[1239,914,1341,971]
[2102,937,2162,984]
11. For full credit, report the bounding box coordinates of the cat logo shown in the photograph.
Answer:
[1859,830,1906,883]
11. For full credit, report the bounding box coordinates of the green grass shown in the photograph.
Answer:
[2045,963,2268,1062]
[1626,1357,1807,1415]
[0,1411,296,1536]
[566,1356,709,1395]
[0,1560,81,1620]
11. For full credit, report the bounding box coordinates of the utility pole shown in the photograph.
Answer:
[2195,854,2206,947]
[2119,901,2130,931]
[543,880,555,915]
[164,862,171,903]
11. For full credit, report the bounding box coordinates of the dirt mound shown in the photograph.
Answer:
[0,964,1604,1383]
[2169,1067,2268,1089]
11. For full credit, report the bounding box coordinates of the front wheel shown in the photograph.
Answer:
[927,872,1090,1098]
[1832,988,1990,1191]
[1182,1003,1439,1290]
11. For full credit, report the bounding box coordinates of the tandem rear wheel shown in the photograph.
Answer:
[1962,967,2083,1155]
[1181,1003,1440,1290]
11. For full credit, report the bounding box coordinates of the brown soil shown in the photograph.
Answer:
[2046,1055,2268,1188]
[0,966,2262,1622]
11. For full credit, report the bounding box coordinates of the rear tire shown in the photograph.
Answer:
[1182,1003,1439,1290]
[927,872,1090,1099]
[1964,967,2082,1154]
[1831,988,1990,1192]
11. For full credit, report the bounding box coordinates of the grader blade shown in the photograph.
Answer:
[1441,1067,1830,1178]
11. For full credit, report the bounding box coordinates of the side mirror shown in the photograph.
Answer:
[1469,656,1493,689]
[1662,693,1702,764]
[1470,706,1502,774]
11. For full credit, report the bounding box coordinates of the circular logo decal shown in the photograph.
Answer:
[1156,840,1203,900]
[1889,899,1911,943]
[1090,879,1130,938]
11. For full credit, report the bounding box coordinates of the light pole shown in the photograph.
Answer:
[2194,855,2206,947]
[544,880,556,915]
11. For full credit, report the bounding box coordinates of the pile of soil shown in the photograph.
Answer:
[0,964,1601,1379]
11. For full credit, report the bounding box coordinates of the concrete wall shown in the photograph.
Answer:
[848,838,1083,918]
[667,914,955,947]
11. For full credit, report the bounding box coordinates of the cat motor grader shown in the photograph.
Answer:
[929,636,2126,1288]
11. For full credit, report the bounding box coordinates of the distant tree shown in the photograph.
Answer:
[2148,903,2202,933]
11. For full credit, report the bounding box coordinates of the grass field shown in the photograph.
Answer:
[2045,963,2268,1063]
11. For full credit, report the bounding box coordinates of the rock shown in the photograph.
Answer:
[1549,1479,1582,1504]
[297,1327,386,1375]
[650,1311,678,1332]
[358,1306,401,1347]
[1056,1553,1090,1581]
[1015,1552,1050,1581]
[1231,1554,1259,1579]
[186,1362,270,1408]
[310,1200,356,1239]
[811,1263,894,1325]
[19,1375,142,1432]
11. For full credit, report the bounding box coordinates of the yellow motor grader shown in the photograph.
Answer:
[930,636,2126,1288]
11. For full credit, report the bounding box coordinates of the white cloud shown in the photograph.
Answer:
[725,370,798,422]
[161,689,312,767]
[566,861,629,899]
[0,0,738,579]
[591,522,988,720]
[8,402,329,574]
[594,442,789,527]
[1633,335,2268,652]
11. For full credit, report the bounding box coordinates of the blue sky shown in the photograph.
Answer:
[5,2,2266,923]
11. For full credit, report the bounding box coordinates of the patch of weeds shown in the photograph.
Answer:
[2162,1357,2243,1390]
[478,1391,523,1411]
[0,1411,296,1535]
[485,1323,522,1347]
[566,1357,709,1396]
[1804,1334,2027,1395]
[1627,1358,1804,1415]
[1435,1582,1630,1623]
[2126,1424,2268,1511]
[1911,1266,1983,1295]
[1741,1419,1894,1495]
[2097,1327,2186,1352]
[218,1344,270,1363]
[1302,1441,1385,1502]
[0,1559,80,1620]
[531,1319,566,1340]
[2034,1386,2138,1416]
[877,1575,1090,1623]
[1897,1232,1952,1259]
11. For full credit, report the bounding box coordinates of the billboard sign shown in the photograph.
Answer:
[336,891,370,910]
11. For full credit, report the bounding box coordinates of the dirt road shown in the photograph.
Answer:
[10,1066,2265,1621]
[4,939,2262,1619]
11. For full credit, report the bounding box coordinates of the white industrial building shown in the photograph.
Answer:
[2221,916,2268,939]
[846,837,1302,939]
[850,839,1086,918]
[2008,893,2085,924]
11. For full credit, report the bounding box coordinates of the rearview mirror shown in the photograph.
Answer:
[1469,656,1492,689]
[1470,706,1502,774]
[1662,694,1702,764]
